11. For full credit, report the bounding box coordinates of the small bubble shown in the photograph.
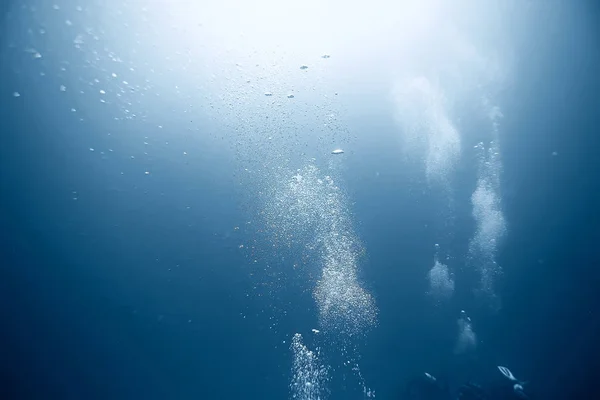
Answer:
[264,92,272,96]
[145,171,150,175]
[89,148,94,152]
[12,92,20,97]
[300,65,308,70]
[287,94,295,99]
[60,85,66,92]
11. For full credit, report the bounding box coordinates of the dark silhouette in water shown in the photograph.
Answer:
[405,373,452,400]
[404,373,533,400]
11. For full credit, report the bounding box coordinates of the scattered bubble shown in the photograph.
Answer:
[287,94,295,99]
[264,92,273,96]
[300,65,309,70]
[321,54,330,59]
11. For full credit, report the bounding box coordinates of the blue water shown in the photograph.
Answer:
[1,1,599,399]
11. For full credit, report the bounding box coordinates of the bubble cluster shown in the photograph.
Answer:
[427,259,454,301]
[454,310,477,355]
[469,140,505,307]
[264,164,377,336]
[290,333,329,400]
[392,76,461,187]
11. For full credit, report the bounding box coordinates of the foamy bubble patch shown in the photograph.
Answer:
[427,259,454,301]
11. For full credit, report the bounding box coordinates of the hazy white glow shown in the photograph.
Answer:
[157,0,442,58]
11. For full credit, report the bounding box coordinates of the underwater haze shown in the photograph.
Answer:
[1,1,599,399]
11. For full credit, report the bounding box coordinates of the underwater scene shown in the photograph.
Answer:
[1,1,599,399]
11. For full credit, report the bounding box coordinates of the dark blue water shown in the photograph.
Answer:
[1,1,599,399]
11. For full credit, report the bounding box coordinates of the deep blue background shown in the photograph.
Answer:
[1,1,599,399]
